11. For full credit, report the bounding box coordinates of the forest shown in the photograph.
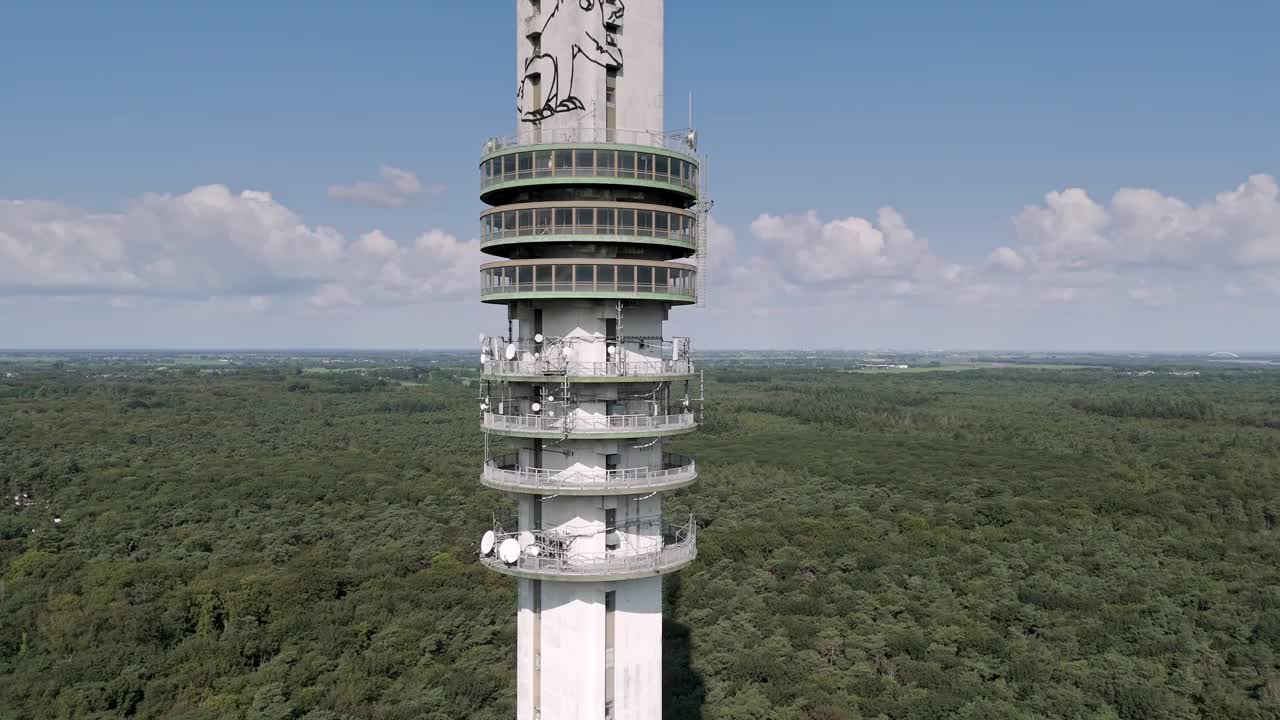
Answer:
[2,357,1279,719]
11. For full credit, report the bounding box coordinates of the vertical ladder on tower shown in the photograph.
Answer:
[694,155,714,309]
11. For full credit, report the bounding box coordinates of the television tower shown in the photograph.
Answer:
[476,2,707,718]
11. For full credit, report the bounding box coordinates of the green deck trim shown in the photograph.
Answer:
[480,233,696,255]
[480,290,696,305]
[481,425,699,440]
[478,473,698,497]
[480,175,698,200]
[480,555,696,582]
[482,372,696,384]
[480,142,699,166]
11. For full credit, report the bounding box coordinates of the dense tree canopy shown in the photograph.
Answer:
[2,359,1278,719]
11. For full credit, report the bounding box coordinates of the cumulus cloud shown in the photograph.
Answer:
[740,205,995,308]
[0,185,480,306]
[327,165,445,208]
[750,207,929,284]
[1011,174,1280,275]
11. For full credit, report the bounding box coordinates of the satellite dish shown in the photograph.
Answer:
[480,353,488,364]
[546,395,555,402]
[518,530,535,547]
[531,402,542,413]
[481,530,496,556]
[607,345,617,356]
[504,344,517,360]
[525,544,541,557]
[534,333,544,343]
[498,538,521,565]
[687,130,698,150]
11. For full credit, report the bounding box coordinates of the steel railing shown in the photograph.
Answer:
[481,411,697,434]
[481,225,697,245]
[483,128,698,156]
[481,516,697,577]
[482,358,694,378]
[483,454,697,492]
[480,282,696,299]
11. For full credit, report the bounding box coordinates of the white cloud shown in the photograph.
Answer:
[0,185,480,306]
[327,165,445,208]
[750,207,930,284]
[987,246,1026,273]
[1011,174,1280,275]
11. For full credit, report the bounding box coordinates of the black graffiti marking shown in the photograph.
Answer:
[518,0,625,123]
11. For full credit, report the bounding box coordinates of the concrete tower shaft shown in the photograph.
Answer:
[479,2,704,719]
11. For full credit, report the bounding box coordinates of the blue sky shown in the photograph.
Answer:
[2,2,1278,350]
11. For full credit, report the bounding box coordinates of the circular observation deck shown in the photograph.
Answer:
[480,202,697,257]
[480,517,697,582]
[482,454,697,495]
[481,411,698,439]
[481,259,696,305]
[479,129,700,207]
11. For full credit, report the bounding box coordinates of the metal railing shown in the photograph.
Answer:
[483,128,698,156]
[483,454,697,492]
[482,411,697,435]
[481,222,697,246]
[483,358,694,378]
[481,281,696,299]
[481,158,697,192]
[481,516,697,578]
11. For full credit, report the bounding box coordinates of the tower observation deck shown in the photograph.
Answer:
[476,2,706,718]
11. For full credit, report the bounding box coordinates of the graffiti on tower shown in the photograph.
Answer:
[518,0,624,123]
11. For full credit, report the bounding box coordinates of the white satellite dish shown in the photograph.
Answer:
[480,530,496,556]
[498,538,521,565]
[480,353,488,364]
[531,402,542,413]
[504,344,517,361]
[534,333,544,343]
[546,395,555,402]
[480,403,488,411]
[525,544,541,557]
[607,345,617,356]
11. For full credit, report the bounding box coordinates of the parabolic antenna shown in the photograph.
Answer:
[546,395,555,403]
[498,538,521,565]
[504,344,517,360]
[534,333,544,343]
[480,530,496,556]
[531,402,542,413]
[480,353,488,364]
[607,345,617,356]
[525,544,541,557]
